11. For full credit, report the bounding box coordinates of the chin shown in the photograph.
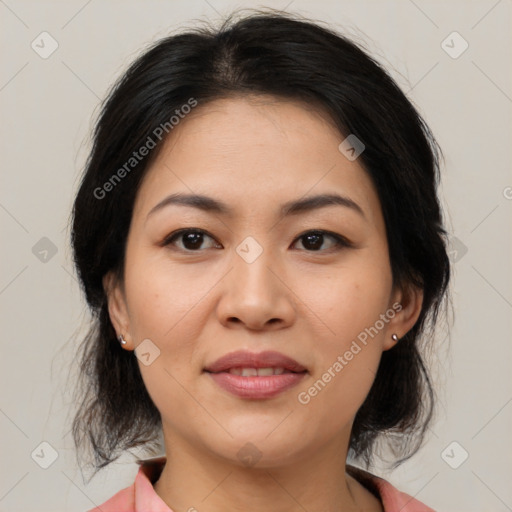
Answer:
[209,432,310,469]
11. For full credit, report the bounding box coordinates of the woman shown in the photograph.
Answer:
[71,9,450,512]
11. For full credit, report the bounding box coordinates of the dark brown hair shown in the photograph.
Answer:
[70,9,451,478]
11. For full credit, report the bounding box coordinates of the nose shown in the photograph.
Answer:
[216,247,296,331]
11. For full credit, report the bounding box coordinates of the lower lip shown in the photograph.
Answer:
[206,371,307,399]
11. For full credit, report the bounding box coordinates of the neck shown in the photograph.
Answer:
[153,433,383,512]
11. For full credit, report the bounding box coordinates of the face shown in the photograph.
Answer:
[105,95,422,468]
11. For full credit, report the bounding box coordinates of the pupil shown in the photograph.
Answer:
[180,232,325,251]
[184,232,202,249]
[305,233,322,251]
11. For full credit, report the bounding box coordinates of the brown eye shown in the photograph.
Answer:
[162,228,351,254]
[292,230,352,252]
[163,229,221,251]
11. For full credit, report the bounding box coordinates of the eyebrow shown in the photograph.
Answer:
[146,192,366,220]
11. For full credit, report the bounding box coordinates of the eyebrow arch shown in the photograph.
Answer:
[146,192,366,220]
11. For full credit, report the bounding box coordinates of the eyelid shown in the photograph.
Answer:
[293,229,353,248]
[161,228,220,249]
[161,228,353,252]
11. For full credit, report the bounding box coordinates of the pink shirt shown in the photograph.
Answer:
[88,457,435,512]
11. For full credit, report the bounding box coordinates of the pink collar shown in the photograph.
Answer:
[90,456,435,512]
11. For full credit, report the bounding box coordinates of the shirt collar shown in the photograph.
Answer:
[134,457,434,512]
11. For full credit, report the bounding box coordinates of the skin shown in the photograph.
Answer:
[104,95,423,512]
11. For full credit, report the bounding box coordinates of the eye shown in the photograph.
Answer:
[292,230,352,252]
[162,228,352,253]
[162,229,221,252]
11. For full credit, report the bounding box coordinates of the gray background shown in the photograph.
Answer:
[1,0,511,510]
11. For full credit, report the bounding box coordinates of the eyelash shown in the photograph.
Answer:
[161,228,353,253]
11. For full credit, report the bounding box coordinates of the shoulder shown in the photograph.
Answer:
[86,482,134,512]
[346,464,436,512]
[86,457,168,512]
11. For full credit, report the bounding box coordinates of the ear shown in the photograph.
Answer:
[103,271,132,349]
[382,283,424,351]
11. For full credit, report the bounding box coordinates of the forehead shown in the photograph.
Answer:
[133,95,382,226]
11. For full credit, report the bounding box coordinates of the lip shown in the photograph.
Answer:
[207,372,307,399]
[204,350,307,373]
[204,350,308,400]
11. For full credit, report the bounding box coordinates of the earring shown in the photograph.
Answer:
[391,333,399,342]
[118,334,127,346]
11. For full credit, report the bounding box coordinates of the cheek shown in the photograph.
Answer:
[297,354,379,443]
[297,257,392,343]
[293,256,391,420]
[296,283,388,435]
[123,247,214,342]
[124,254,212,418]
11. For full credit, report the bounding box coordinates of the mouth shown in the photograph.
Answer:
[205,370,307,399]
[204,349,307,374]
[210,367,304,377]
[203,350,308,399]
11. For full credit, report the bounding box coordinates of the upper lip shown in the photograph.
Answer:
[204,350,307,373]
